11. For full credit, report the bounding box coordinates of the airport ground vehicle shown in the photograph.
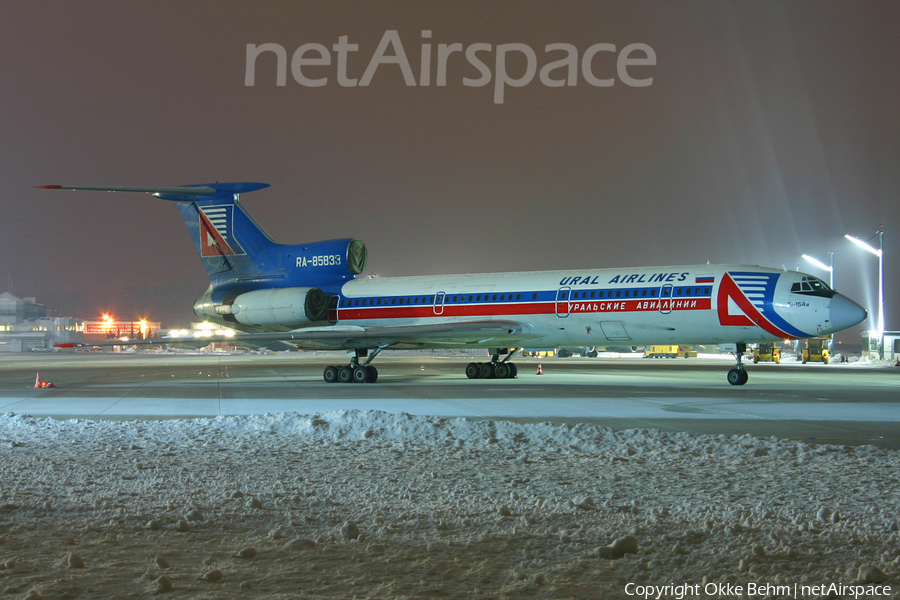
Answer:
[753,342,781,364]
[522,348,555,357]
[801,337,831,364]
[643,345,696,358]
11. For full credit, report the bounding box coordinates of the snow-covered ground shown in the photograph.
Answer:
[1,410,898,599]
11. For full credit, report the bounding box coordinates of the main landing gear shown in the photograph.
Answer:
[727,343,749,386]
[323,348,382,384]
[466,349,519,380]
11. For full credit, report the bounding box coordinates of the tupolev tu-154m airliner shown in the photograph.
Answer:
[41,182,867,385]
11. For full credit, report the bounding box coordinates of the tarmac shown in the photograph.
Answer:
[2,350,899,448]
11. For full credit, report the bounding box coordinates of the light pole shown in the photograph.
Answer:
[845,228,884,359]
[801,250,834,289]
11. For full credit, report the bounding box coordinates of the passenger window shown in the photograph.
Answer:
[532,293,537,300]
[516,293,521,300]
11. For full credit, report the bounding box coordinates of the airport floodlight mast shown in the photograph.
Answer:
[845,227,884,359]
[801,251,834,289]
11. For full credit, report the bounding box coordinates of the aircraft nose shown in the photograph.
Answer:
[827,294,868,333]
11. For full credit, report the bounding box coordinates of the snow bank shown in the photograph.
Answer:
[1,410,898,599]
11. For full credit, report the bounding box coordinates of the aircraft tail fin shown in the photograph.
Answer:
[38,182,278,281]
[38,182,367,306]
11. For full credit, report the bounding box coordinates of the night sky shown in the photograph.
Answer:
[3,2,898,336]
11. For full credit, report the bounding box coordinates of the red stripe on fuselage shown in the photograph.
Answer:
[330,298,711,322]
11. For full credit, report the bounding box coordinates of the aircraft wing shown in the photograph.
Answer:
[56,320,536,350]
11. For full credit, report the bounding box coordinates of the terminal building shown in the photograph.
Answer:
[82,316,161,345]
[0,293,83,352]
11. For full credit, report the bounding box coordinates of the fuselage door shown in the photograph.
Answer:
[328,294,339,324]
[659,284,673,314]
[433,291,445,315]
[556,287,571,318]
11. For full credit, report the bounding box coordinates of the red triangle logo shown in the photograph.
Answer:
[717,273,793,338]
[199,210,235,257]
[717,274,757,327]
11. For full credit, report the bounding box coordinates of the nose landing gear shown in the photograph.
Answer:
[727,343,749,385]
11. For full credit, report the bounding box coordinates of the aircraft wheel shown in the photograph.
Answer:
[352,366,368,383]
[338,366,353,384]
[508,363,518,378]
[323,366,339,383]
[494,363,510,379]
[365,366,378,383]
[478,362,495,379]
[727,368,748,386]
[465,363,479,379]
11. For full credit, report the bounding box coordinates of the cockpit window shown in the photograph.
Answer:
[790,276,835,298]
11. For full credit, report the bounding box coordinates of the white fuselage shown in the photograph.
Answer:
[324,264,847,349]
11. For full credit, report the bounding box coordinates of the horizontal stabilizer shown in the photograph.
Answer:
[38,185,216,195]
[37,182,270,202]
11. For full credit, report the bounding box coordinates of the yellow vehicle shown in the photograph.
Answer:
[644,345,696,359]
[753,343,781,364]
[522,348,555,357]
[801,337,830,364]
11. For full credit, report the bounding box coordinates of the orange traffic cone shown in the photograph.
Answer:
[536,362,543,375]
[34,373,42,388]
